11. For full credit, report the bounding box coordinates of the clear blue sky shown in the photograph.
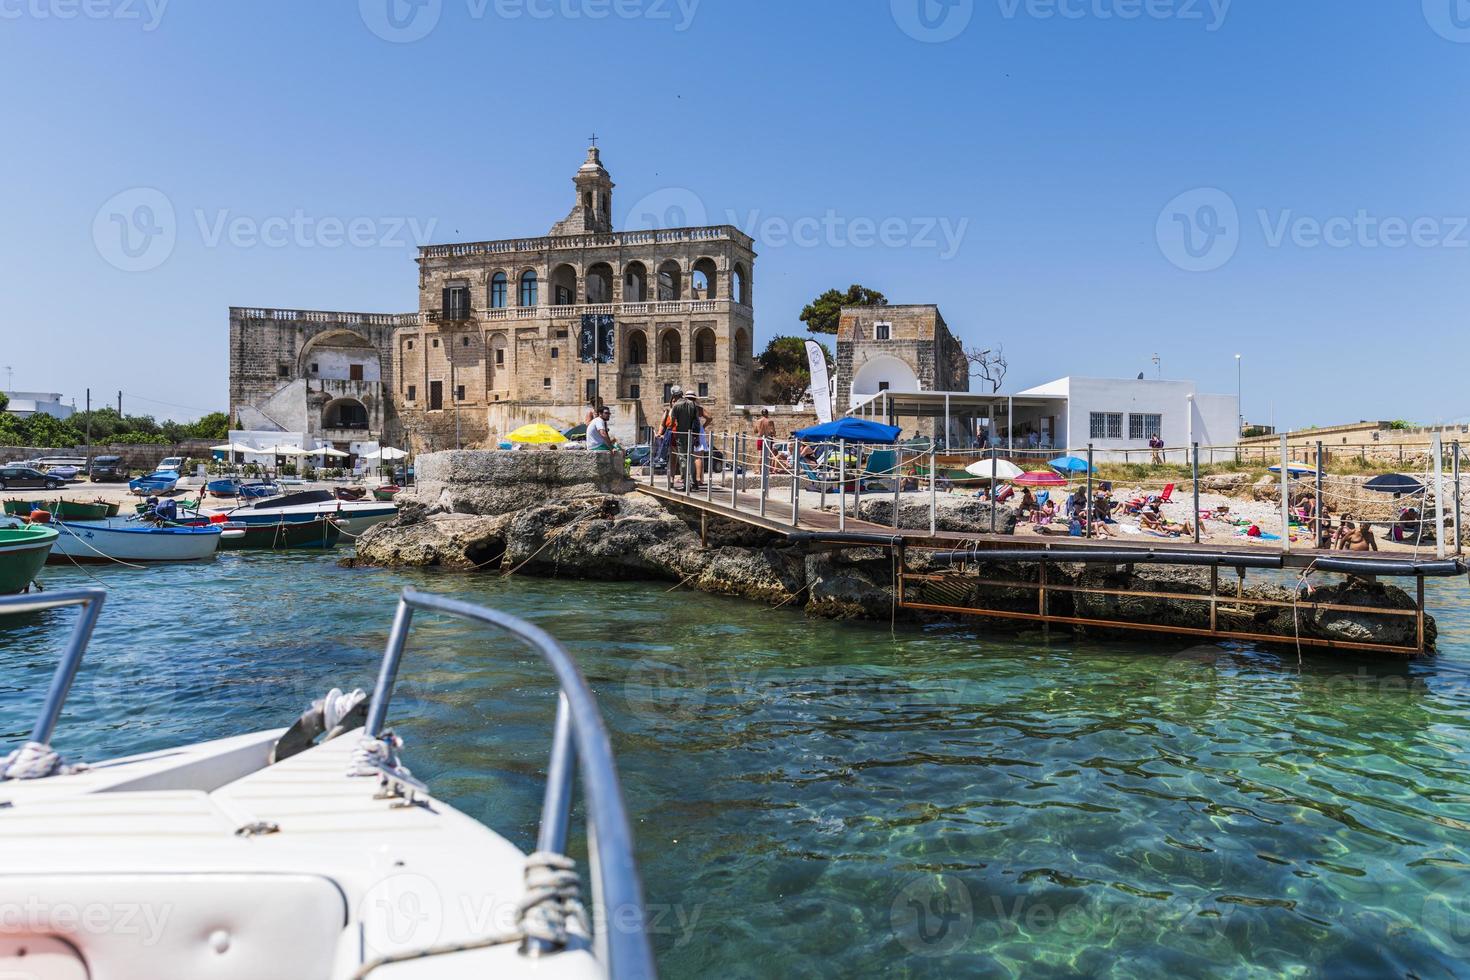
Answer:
[3,0,1467,430]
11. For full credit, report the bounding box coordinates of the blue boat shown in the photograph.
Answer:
[206,479,240,498]
[129,471,179,495]
[239,481,279,500]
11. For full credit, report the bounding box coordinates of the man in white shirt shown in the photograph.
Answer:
[588,405,620,452]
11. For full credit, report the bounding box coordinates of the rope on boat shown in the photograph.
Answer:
[0,741,87,781]
[349,851,590,980]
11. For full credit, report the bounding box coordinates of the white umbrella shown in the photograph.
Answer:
[965,458,1024,481]
[366,446,408,461]
[316,447,350,458]
[264,444,309,457]
[211,442,255,453]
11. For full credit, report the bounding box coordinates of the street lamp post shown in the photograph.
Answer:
[1235,353,1242,434]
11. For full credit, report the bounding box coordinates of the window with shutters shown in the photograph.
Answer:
[875,322,891,340]
[456,385,465,402]
[429,381,443,410]
[442,284,471,321]
[349,364,364,381]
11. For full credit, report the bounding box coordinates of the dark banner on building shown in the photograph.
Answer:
[579,314,615,364]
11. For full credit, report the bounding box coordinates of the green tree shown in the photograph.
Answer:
[185,412,230,441]
[0,390,8,412]
[799,285,887,334]
[756,336,833,404]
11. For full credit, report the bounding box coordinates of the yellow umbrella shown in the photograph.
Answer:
[508,423,568,445]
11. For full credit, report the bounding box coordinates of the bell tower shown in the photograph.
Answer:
[549,139,615,236]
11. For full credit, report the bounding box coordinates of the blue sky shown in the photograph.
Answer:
[2,0,1467,429]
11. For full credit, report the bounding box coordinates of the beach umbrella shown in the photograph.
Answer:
[1012,470,1068,488]
[1363,473,1424,495]
[563,424,589,440]
[1267,462,1315,476]
[792,418,902,443]
[964,459,1024,481]
[508,424,568,445]
[317,447,350,458]
[1049,455,1092,474]
[266,445,309,457]
[374,447,409,460]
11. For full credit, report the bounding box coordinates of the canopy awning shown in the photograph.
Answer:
[793,418,902,443]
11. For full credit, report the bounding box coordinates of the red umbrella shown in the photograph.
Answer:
[1012,470,1068,488]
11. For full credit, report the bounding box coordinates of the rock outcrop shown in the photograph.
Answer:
[350,451,1437,649]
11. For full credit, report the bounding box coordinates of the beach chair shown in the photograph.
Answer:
[860,449,899,492]
[801,460,838,495]
[1158,483,1176,504]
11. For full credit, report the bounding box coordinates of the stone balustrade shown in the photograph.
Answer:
[418,225,754,259]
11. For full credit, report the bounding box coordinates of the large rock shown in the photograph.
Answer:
[410,450,633,516]
[856,496,1020,535]
[354,511,511,569]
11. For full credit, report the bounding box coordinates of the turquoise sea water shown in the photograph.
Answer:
[3,553,1470,977]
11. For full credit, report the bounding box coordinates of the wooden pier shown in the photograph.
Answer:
[637,482,1467,656]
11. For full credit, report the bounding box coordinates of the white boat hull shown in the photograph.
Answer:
[49,519,222,563]
[224,502,396,537]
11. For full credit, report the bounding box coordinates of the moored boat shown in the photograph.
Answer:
[373,485,402,501]
[225,489,396,536]
[0,523,57,593]
[48,517,223,564]
[128,471,178,495]
[3,499,37,516]
[50,499,113,522]
[215,515,343,550]
[0,587,656,979]
[206,478,241,498]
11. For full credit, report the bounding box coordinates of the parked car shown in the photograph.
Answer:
[88,456,128,482]
[0,466,64,491]
[157,456,187,473]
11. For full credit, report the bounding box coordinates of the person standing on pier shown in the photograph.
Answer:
[754,409,775,456]
[671,387,703,491]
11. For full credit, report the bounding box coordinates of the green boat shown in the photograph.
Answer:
[218,516,343,550]
[0,524,58,594]
[52,499,113,521]
[3,499,38,517]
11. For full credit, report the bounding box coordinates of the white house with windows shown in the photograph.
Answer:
[1014,377,1238,460]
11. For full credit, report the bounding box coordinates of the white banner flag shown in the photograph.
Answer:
[804,340,833,424]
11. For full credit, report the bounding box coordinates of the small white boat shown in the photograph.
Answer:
[48,517,222,563]
[0,588,655,979]
[222,490,397,537]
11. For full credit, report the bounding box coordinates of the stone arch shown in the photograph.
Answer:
[488,331,509,387]
[734,327,752,365]
[623,261,648,302]
[693,327,717,363]
[658,328,682,364]
[586,262,614,304]
[550,263,578,307]
[489,270,509,309]
[322,396,370,431]
[297,328,380,381]
[731,262,750,305]
[519,269,539,307]
[656,260,682,302]
[851,354,920,406]
[627,329,648,365]
[691,257,719,300]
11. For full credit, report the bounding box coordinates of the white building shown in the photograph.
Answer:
[848,376,1239,460]
[1014,377,1238,460]
[3,391,74,421]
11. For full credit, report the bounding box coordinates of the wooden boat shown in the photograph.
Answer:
[128,471,178,495]
[3,499,38,516]
[48,517,223,564]
[215,515,343,550]
[0,523,57,593]
[0,587,656,979]
[51,499,113,522]
[373,485,402,501]
[206,478,241,498]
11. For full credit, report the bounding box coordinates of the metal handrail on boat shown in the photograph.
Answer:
[0,588,107,755]
[366,587,657,980]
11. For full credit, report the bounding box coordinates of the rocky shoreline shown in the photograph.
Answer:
[348,452,1434,652]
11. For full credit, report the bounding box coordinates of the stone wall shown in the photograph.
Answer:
[0,440,220,471]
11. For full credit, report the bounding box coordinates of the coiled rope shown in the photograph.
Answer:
[0,740,87,781]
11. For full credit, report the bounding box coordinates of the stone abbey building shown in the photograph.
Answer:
[229,145,757,453]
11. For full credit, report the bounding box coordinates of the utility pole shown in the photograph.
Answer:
[1235,353,1242,435]
[118,391,123,416]
[84,388,92,471]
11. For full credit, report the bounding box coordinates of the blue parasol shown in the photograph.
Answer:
[1049,456,1092,474]
[1268,463,1316,476]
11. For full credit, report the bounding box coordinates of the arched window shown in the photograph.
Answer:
[586,263,613,304]
[490,272,507,309]
[693,328,717,363]
[659,329,682,364]
[692,258,719,300]
[731,263,750,305]
[519,270,538,307]
[627,330,648,365]
[657,261,682,302]
[550,264,577,307]
[624,262,648,302]
[734,328,751,365]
